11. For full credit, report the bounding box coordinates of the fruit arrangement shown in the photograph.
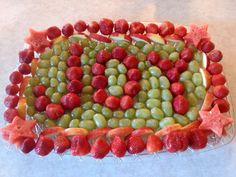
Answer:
[0,18,234,158]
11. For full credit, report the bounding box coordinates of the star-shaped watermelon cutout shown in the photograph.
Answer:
[0,116,37,144]
[25,28,51,53]
[199,104,233,137]
[184,24,210,47]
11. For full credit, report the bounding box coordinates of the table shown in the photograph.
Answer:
[0,0,236,177]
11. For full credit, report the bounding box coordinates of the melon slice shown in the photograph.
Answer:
[110,32,132,42]
[200,68,211,89]
[146,33,165,44]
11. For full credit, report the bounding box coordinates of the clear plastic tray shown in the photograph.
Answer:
[1,23,235,160]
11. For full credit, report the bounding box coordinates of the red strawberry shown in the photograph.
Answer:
[174,26,187,37]
[4,108,19,123]
[71,135,91,156]
[33,85,46,97]
[114,19,129,34]
[91,75,108,89]
[5,84,19,95]
[188,129,208,149]
[91,137,110,159]
[35,136,54,156]
[74,20,87,33]
[18,49,34,64]
[69,43,83,57]
[163,130,189,153]
[123,55,139,69]
[105,96,120,109]
[200,40,215,53]
[213,85,229,99]
[20,137,36,154]
[112,46,127,61]
[207,50,223,62]
[46,104,65,120]
[127,68,141,81]
[4,95,19,108]
[213,99,230,113]
[158,59,172,71]
[9,71,23,84]
[127,136,145,154]
[96,50,111,64]
[92,63,105,75]
[67,80,83,93]
[211,74,226,86]
[146,134,163,153]
[173,95,189,114]
[146,23,159,34]
[120,95,134,110]
[130,22,145,34]
[61,93,80,110]
[207,63,222,75]
[124,81,141,97]
[166,68,180,83]
[87,21,99,33]
[99,18,113,35]
[175,59,188,73]
[93,89,108,104]
[62,23,74,37]
[18,63,31,75]
[147,51,160,65]
[180,48,193,62]
[66,56,81,67]
[34,96,51,112]
[66,66,83,81]
[159,21,175,36]
[47,26,61,40]
[111,136,126,157]
[54,135,71,154]
[170,82,185,96]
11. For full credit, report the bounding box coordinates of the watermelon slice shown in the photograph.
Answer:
[199,104,233,137]
[183,24,210,47]
[25,28,51,53]
[0,116,36,144]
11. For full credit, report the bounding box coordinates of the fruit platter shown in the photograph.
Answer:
[0,18,234,159]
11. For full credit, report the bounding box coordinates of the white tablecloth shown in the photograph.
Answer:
[0,0,236,177]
